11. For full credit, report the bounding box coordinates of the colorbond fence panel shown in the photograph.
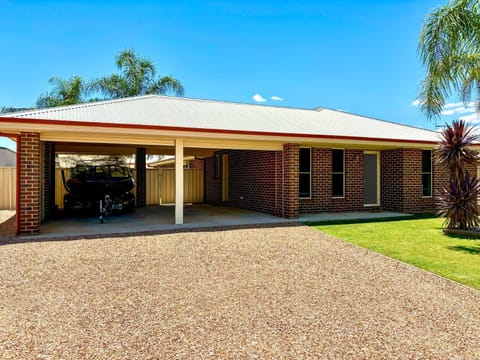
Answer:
[54,168,203,209]
[159,168,204,204]
[1,167,204,210]
[0,167,15,210]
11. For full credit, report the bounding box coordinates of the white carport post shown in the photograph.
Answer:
[175,138,184,224]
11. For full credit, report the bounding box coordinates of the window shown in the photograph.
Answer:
[332,149,344,197]
[299,148,311,198]
[422,150,432,197]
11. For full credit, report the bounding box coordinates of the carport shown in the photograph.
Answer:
[0,95,285,235]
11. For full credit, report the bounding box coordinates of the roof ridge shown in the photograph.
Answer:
[149,94,321,112]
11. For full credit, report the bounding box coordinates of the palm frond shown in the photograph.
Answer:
[89,75,129,99]
[36,76,87,108]
[93,49,184,99]
[151,76,184,96]
[418,0,480,118]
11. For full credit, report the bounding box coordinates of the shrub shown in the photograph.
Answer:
[435,119,480,229]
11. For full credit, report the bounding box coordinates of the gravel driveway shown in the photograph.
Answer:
[1,224,479,359]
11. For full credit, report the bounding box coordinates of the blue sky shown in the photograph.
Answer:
[0,0,470,151]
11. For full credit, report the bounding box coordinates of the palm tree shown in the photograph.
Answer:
[419,1,480,230]
[36,76,88,108]
[90,49,184,99]
[418,0,480,119]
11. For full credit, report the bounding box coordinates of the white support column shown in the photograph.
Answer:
[175,138,184,224]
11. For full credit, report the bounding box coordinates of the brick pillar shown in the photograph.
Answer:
[19,132,41,235]
[283,143,299,218]
[136,147,146,207]
[43,142,56,220]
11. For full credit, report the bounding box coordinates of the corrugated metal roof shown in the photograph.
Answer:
[0,95,439,143]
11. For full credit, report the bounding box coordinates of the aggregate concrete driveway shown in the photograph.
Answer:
[0,225,479,358]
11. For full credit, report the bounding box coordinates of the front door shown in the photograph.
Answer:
[363,152,379,206]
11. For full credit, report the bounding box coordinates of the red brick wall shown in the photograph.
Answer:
[300,148,331,213]
[401,149,432,213]
[42,142,56,220]
[283,144,299,218]
[189,159,204,169]
[300,148,365,213]
[205,150,285,216]
[228,150,283,216]
[205,155,222,204]
[204,146,299,218]
[203,146,455,218]
[381,150,403,212]
[19,132,41,235]
[381,148,458,214]
[332,149,364,212]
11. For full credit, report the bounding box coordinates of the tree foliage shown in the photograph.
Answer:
[0,106,33,114]
[418,0,480,119]
[435,119,480,229]
[90,49,184,99]
[34,49,184,109]
[36,76,87,108]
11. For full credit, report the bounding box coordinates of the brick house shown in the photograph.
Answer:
[0,95,459,235]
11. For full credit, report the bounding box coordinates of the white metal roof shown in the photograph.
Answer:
[0,95,439,143]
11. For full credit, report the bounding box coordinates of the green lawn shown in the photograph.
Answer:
[314,217,480,289]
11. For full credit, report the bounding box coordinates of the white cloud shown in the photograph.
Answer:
[443,102,465,109]
[252,94,266,102]
[441,103,476,116]
[458,106,477,114]
[441,109,455,116]
[459,112,480,123]
[411,99,422,106]
[271,96,284,101]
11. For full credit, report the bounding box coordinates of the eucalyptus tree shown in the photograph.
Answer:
[36,76,88,108]
[418,0,480,119]
[90,49,184,99]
